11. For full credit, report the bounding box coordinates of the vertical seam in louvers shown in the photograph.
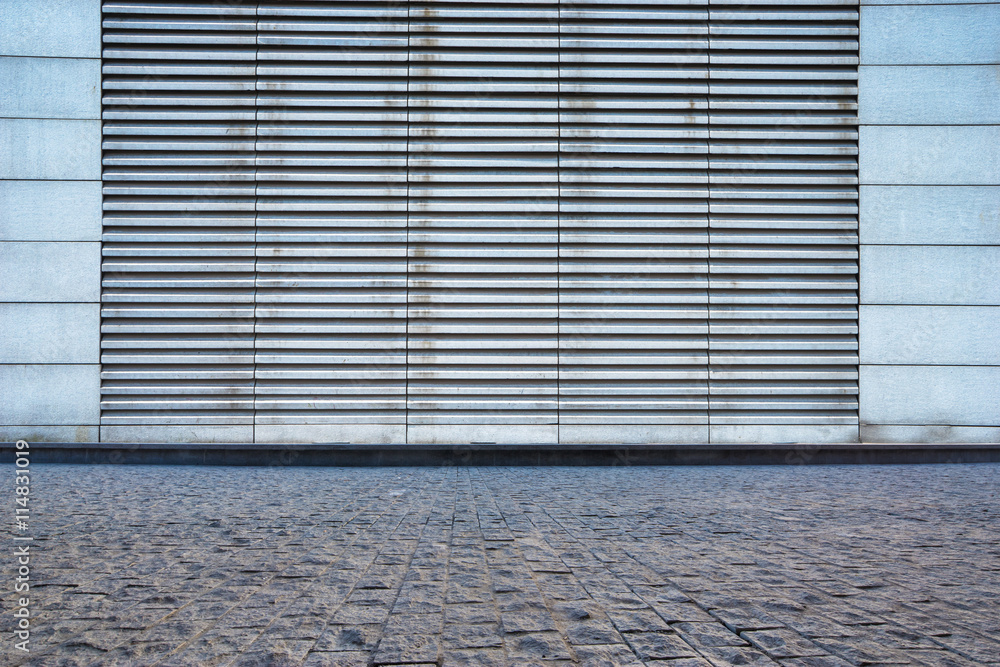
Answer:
[252,1,260,442]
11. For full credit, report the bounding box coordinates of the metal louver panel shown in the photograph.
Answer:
[254,1,409,431]
[407,0,560,430]
[100,1,257,426]
[100,0,859,441]
[558,0,709,428]
[708,0,859,426]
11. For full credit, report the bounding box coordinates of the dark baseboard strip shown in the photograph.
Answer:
[2,443,999,466]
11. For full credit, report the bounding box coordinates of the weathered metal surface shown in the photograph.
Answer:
[101,0,859,435]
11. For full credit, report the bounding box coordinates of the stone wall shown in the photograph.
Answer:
[858,0,1000,443]
[0,0,102,442]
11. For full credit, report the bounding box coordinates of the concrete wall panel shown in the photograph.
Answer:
[860,306,1000,365]
[0,303,100,363]
[0,0,101,58]
[861,425,1000,445]
[0,364,100,426]
[709,425,859,446]
[861,4,1000,65]
[255,425,408,445]
[407,425,558,445]
[0,57,100,119]
[860,246,1000,305]
[859,66,1000,125]
[0,242,101,302]
[558,425,708,445]
[0,119,101,180]
[0,426,99,444]
[100,426,256,445]
[859,186,1000,246]
[0,180,102,242]
[860,365,1000,426]
[860,126,1000,186]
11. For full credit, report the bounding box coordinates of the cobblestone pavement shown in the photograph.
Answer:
[2,463,999,667]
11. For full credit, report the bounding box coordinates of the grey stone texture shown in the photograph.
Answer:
[860,306,1000,365]
[0,242,101,303]
[859,126,1000,186]
[0,56,101,119]
[3,464,999,666]
[861,4,1000,65]
[860,365,1000,426]
[857,1,1000,437]
[860,246,1000,306]
[859,66,1000,125]
[0,0,101,58]
[100,425,256,445]
[859,186,1000,246]
[0,119,101,180]
[707,426,859,446]
[862,424,1000,444]
[0,2,103,437]
[0,303,100,363]
[0,180,102,242]
[0,364,99,425]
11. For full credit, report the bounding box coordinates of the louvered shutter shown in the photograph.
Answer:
[406,0,560,438]
[254,1,409,440]
[99,0,859,443]
[707,0,859,426]
[558,0,709,438]
[100,1,257,426]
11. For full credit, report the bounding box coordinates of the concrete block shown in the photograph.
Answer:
[0,119,101,180]
[863,0,997,4]
[859,66,1000,125]
[860,186,1000,245]
[0,364,99,425]
[0,180,102,242]
[100,425,255,444]
[0,242,101,302]
[0,425,98,443]
[860,306,1000,365]
[860,126,1000,186]
[861,4,1000,65]
[0,303,99,363]
[860,246,1000,305]
[0,57,100,119]
[860,365,1000,426]
[0,0,101,58]
[406,424,558,445]
[861,425,1000,444]
[558,424,708,445]
[709,425,859,445]
[255,424,406,445]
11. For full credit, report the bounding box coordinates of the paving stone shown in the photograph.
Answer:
[675,621,750,648]
[743,629,829,659]
[4,464,998,667]
[779,656,854,667]
[301,651,369,667]
[506,631,574,661]
[606,609,673,632]
[697,645,782,666]
[371,633,440,664]
[622,630,698,660]
[571,643,645,666]
[443,622,504,649]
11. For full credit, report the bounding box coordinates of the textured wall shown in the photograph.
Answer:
[0,0,102,442]
[858,0,1000,443]
[1,1,997,445]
